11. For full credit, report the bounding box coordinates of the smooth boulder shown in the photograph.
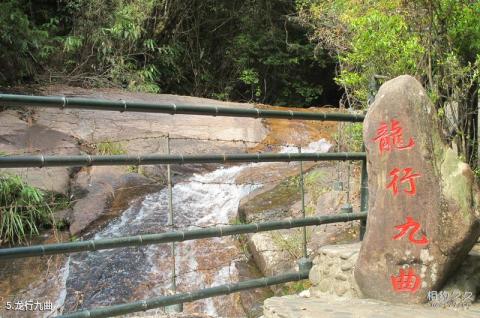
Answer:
[354,75,480,303]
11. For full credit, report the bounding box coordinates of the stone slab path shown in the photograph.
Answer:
[263,295,480,318]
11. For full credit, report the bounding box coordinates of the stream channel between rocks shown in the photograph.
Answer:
[1,140,331,318]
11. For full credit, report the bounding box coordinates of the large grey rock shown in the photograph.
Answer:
[0,120,80,194]
[308,190,360,249]
[248,232,295,278]
[34,85,267,156]
[355,75,480,303]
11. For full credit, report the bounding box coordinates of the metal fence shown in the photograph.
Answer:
[0,93,368,318]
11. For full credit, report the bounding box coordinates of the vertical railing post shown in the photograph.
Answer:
[166,134,182,313]
[297,146,312,272]
[340,161,353,214]
[359,144,368,240]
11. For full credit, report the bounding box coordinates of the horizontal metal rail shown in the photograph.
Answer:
[0,152,366,168]
[59,270,309,318]
[0,212,367,259]
[0,94,365,122]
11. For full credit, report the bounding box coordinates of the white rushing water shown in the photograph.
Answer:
[55,139,332,317]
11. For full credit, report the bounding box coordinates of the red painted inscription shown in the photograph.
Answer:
[387,167,420,196]
[392,216,428,245]
[373,119,415,154]
[391,268,421,293]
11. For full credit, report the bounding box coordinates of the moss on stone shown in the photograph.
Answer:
[242,175,301,216]
[430,119,446,176]
[441,148,473,223]
[242,169,327,217]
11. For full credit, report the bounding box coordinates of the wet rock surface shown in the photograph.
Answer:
[0,233,71,318]
[0,86,271,317]
[70,166,161,235]
[0,86,350,317]
[236,260,274,318]
[355,75,480,303]
[34,85,268,157]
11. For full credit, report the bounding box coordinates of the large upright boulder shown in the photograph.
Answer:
[355,75,480,303]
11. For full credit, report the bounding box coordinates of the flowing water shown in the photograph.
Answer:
[2,139,331,318]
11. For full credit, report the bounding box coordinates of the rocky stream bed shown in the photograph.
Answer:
[0,86,358,317]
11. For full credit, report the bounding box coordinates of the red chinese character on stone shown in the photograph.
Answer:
[387,167,421,196]
[393,216,428,245]
[373,119,415,154]
[391,267,421,293]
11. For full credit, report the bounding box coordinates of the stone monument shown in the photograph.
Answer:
[354,75,480,303]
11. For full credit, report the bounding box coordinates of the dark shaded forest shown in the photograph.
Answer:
[0,0,342,106]
[1,0,479,165]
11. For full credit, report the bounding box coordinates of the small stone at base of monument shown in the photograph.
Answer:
[309,242,361,299]
[354,75,480,303]
[310,242,480,303]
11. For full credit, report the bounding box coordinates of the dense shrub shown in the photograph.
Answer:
[299,0,480,165]
[0,174,68,245]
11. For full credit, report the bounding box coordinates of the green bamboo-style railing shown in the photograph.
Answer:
[0,152,366,168]
[0,93,365,122]
[0,212,366,259]
[0,93,369,318]
[59,270,310,318]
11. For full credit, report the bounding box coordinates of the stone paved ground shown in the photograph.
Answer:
[263,295,480,318]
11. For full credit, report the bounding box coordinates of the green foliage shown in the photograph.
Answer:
[230,217,246,226]
[94,141,126,155]
[227,1,329,105]
[474,167,480,181]
[279,280,312,296]
[301,0,479,107]
[0,0,60,84]
[270,228,312,259]
[303,0,425,108]
[349,123,364,152]
[341,123,363,152]
[127,165,145,175]
[1,0,336,106]
[300,0,480,166]
[304,169,325,185]
[63,35,84,53]
[0,175,65,245]
[304,169,328,205]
